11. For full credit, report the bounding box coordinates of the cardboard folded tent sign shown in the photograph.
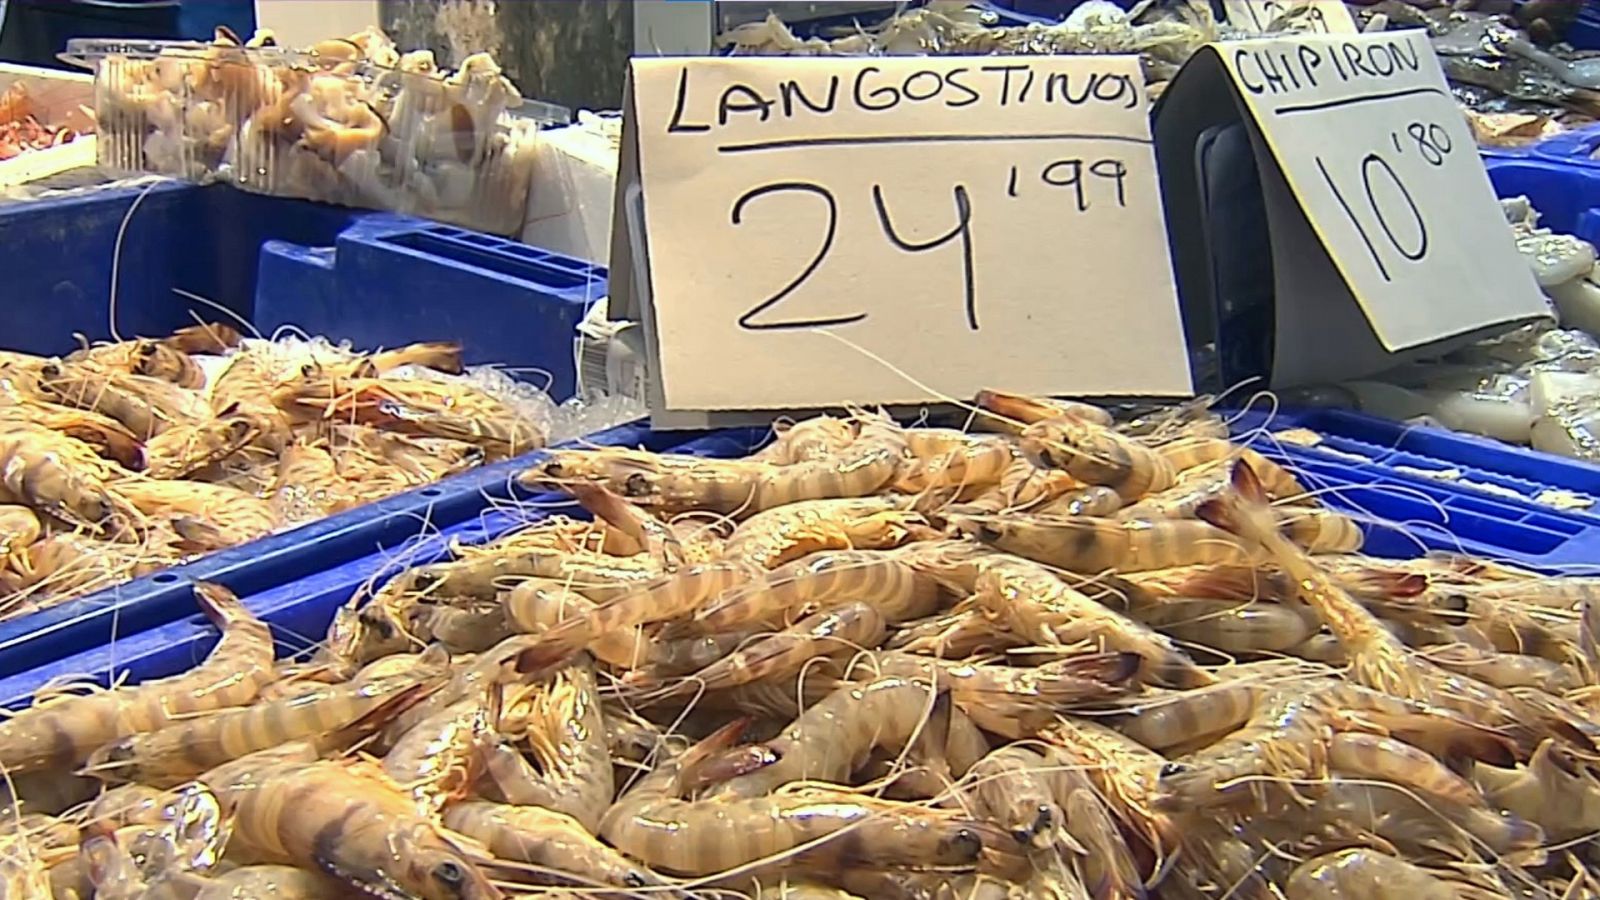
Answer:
[1154,30,1551,390]
[610,53,1195,425]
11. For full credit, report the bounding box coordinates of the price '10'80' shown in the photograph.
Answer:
[1315,120,1454,282]
[733,156,1130,335]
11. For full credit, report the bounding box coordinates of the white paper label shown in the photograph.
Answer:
[1219,32,1548,351]
[1224,0,1359,35]
[629,55,1191,411]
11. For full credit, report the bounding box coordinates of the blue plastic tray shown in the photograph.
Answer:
[1482,156,1600,246]
[0,182,359,356]
[0,428,766,708]
[0,421,717,681]
[2,182,602,399]
[1233,408,1600,571]
[253,218,606,402]
[0,180,615,674]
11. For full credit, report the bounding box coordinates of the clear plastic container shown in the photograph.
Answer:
[63,37,569,234]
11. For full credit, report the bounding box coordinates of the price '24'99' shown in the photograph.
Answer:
[731,157,1129,334]
[1315,120,1453,282]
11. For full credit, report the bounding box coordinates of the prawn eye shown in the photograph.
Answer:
[357,608,395,639]
[1159,761,1190,779]
[542,461,565,478]
[623,473,652,497]
[625,872,648,888]
[432,860,465,889]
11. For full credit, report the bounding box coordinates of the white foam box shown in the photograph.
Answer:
[520,114,620,265]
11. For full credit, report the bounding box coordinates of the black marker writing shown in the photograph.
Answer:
[1234,33,1423,98]
[723,157,1135,336]
[1313,118,1453,281]
[873,184,978,330]
[731,183,864,331]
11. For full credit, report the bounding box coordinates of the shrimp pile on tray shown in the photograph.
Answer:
[0,325,544,621]
[5,390,1600,898]
[0,82,84,161]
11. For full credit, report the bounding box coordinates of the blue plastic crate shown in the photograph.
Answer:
[1482,156,1600,246]
[1233,408,1600,571]
[0,180,616,675]
[0,420,730,681]
[0,182,362,355]
[1,182,603,401]
[253,218,607,402]
[1544,0,1600,50]
[0,427,767,708]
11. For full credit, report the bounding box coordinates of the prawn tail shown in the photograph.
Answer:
[1228,459,1270,504]
[669,716,765,795]
[975,389,1056,426]
[317,682,437,755]
[513,640,581,676]
[1369,712,1518,768]
[566,482,640,533]
[173,517,232,553]
[1152,655,1216,690]
[1194,461,1270,536]
[164,322,244,354]
[66,424,144,471]
[373,341,464,375]
[1346,569,1430,599]
[678,743,781,796]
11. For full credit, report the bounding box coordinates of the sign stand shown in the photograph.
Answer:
[1154,31,1549,390]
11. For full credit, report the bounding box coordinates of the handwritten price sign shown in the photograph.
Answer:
[1223,0,1357,35]
[1219,31,1545,351]
[626,56,1190,413]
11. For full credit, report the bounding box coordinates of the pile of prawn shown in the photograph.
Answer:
[4,389,1600,898]
[0,324,544,621]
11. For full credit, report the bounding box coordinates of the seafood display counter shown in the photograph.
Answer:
[0,179,619,678]
[1,398,1592,897]
[0,417,1545,713]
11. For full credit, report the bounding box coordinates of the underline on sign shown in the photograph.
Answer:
[1271,86,1449,115]
[716,132,1155,153]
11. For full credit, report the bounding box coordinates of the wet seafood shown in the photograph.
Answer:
[0,329,549,621]
[5,392,1596,898]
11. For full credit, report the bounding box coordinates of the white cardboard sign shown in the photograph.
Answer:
[622,55,1191,413]
[1219,31,1547,351]
[1223,0,1359,35]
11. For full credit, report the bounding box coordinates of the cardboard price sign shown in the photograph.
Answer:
[1223,0,1358,35]
[1154,31,1548,387]
[612,55,1191,416]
